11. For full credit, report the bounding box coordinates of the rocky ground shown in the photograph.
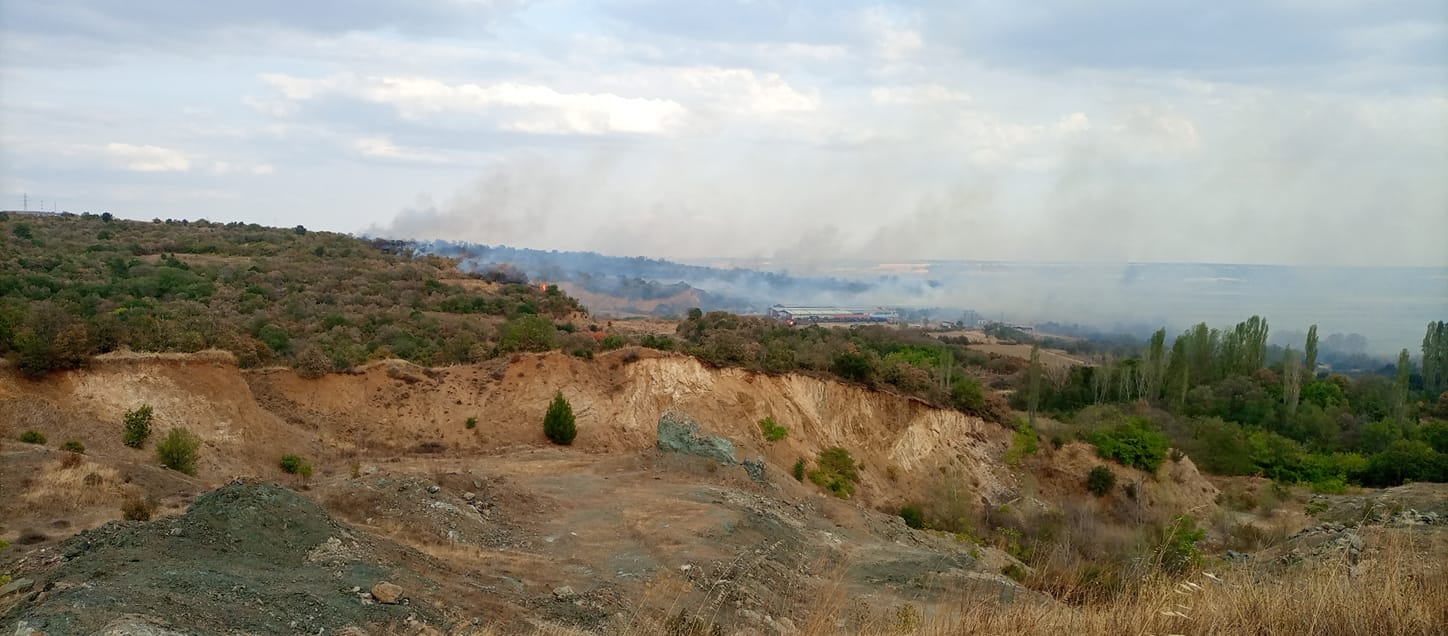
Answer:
[0,413,1033,635]
[4,481,442,635]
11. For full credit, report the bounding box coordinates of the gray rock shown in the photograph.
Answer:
[743,458,767,482]
[94,617,193,635]
[0,577,33,598]
[552,585,577,600]
[656,411,737,465]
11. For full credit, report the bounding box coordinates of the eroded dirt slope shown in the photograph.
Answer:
[246,349,1018,511]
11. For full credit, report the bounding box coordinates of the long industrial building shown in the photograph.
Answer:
[768,305,899,324]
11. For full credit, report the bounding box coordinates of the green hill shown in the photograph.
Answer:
[0,212,583,377]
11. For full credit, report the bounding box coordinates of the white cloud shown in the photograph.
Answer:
[862,8,924,61]
[352,137,443,162]
[105,142,192,172]
[870,84,972,105]
[670,67,819,114]
[261,73,689,135]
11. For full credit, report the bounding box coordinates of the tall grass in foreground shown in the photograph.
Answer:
[474,529,1446,635]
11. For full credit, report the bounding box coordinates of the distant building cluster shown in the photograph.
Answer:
[769,305,899,325]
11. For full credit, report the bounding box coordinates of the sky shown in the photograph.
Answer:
[1,0,1445,266]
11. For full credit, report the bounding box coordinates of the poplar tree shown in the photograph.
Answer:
[1423,321,1447,394]
[1395,349,1412,423]
[1165,335,1190,411]
[1145,328,1167,400]
[1304,324,1319,382]
[1282,346,1302,416]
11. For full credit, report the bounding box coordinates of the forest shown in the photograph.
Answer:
[1016,318,1448,488]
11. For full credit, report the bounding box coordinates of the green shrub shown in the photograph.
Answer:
[543,391,576,445]
[1005,420,1039,466]
[60,440,86,454]
[499,315,558,353]
[792,458,806,481]
[831,352,875,383]
[465,417,477,430]
[123,405,153,448]
[155,428,201,475]
[1090,417,1170,472]
[600,334,627,351]
[640,334,675,351]
[279,454,313,478]
[808,447,861,498]
[758,416,788,442]
[1154,515,1206,575]
[1310,476,1349,494]
[1087,465,1116,496]
[1000,563,1028,583]
[899,503,925,529]
[19,430,45,444]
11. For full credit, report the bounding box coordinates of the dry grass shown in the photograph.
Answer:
[455,529,1444,636]
[20,458,124,512]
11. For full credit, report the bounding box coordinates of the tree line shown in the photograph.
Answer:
[1020,316,1448,488]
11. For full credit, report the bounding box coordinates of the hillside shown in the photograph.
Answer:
[4,350,1444,634]
[0,212,583,376]
[2,215,1445,633]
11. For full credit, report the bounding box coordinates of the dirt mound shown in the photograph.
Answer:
[3,481,441,635]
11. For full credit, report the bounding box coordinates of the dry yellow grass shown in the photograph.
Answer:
[458,529,1445,636]
[20,458,125,512]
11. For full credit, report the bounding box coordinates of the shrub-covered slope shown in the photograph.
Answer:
[0,213,583,376]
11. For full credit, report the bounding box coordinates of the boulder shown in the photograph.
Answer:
[370,581,404,604]
[656,411,737,465]
[0,577,34,598]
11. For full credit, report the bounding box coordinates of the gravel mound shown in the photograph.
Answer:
[3,480,438,635]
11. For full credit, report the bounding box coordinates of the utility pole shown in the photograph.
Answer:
[22,193,27,211]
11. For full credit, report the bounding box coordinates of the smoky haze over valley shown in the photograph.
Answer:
[2,1,1444,347]
[422,241,1445,356]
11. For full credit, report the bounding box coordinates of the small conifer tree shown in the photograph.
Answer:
[543,391,577,445]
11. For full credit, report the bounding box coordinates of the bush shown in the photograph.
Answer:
[155,428,201,475]
[758,416,788,442]
[60,440,86,454]
[499,315,558,353]
[123,405,153,448]
[808,447,861,498]
[832,351,875,383]
[1087,465,1116,496]
[1000,563,1028,583]
[1154,515,1206,574]
[19,430,45,444]
[1090,417,1170,472]
[899,503,925,529]
[792,458,806,481]
[1005,421,1039,466]
[465,416,477,430]
[60,451,84,469]
[600,334,627,351]
[279,454,313,479]
[543,391,577,445]
[640,334,675,351]
[121,492,155,521]
[1360,440,1446,486]
[294,343,333,378]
